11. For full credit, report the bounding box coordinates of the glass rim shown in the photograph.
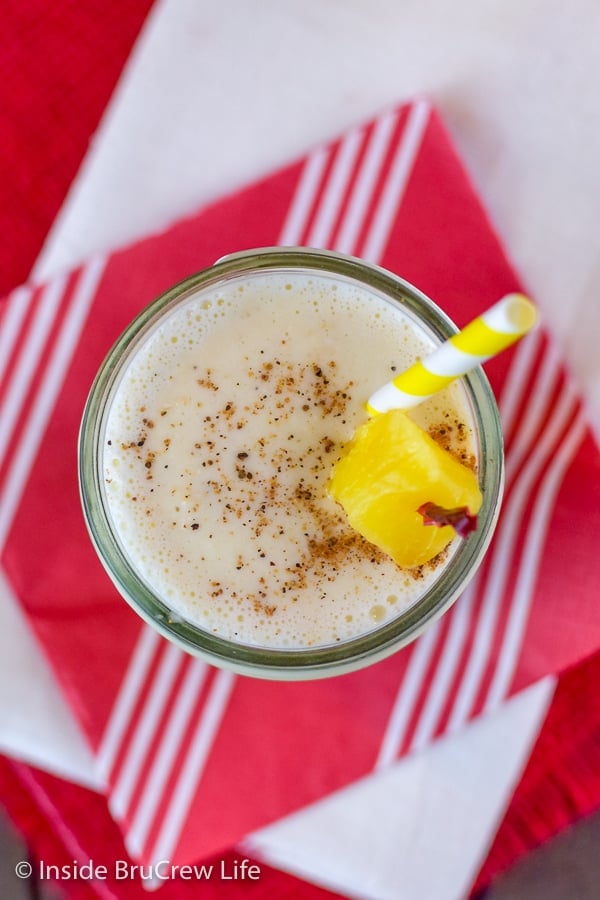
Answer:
[79,247,504,679]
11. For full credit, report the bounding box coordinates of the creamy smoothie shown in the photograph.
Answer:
[100,267,478,650]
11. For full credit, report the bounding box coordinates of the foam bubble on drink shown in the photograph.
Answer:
[102,271,476,649]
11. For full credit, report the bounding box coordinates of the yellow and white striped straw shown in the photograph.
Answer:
[366,293,537,415]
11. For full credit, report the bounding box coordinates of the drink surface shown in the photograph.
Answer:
[103,271,476,649]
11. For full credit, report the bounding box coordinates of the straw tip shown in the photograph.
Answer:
[504,293,538,333]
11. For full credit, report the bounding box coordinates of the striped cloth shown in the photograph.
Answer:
[2,99,599,869]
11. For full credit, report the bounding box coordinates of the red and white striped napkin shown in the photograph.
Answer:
[2,99,599,867]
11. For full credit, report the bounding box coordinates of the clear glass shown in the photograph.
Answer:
[79,248,504,680]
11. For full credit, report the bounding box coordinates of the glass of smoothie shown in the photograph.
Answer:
[79,248,503,679]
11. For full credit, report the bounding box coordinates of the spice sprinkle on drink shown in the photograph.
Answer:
[103,273,476,649]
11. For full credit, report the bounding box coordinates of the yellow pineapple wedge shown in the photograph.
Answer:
[329,409,482,568]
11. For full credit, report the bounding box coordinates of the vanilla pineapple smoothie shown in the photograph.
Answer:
[80,249,503,677]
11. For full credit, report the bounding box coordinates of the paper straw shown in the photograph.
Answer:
[366,293,537,415]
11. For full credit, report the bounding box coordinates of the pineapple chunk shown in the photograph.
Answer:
[329,410,482,568]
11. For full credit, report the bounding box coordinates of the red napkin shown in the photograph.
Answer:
[2,99,599,867]
[0,754,343,900]
[0,0,154,297]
